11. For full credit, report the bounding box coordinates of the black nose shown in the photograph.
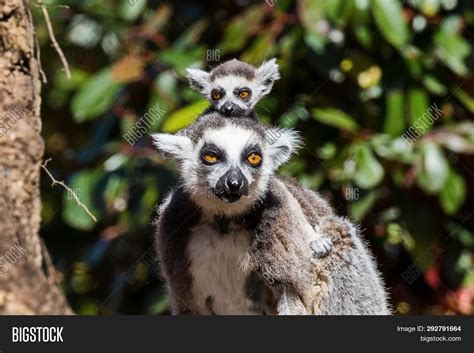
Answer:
[215,168,249,203]
[225,169,243,192]
[222,102,234,114]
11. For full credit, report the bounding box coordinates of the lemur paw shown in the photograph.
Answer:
[310,235,333,258]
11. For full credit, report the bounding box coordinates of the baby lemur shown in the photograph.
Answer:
[186,58,280,118]
[153,114,390,315]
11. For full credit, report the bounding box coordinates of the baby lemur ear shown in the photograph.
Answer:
[256,58,281,96]
[186,68,210,94]
[151,133,193,161]
[265,128,301,169]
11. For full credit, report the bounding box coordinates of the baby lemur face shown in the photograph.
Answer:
[187,59,280,116]
[153,114,299,216]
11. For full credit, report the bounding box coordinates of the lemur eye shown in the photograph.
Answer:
[238,89,251,100]
[202,153,219,164]
[211,90,222,100]
[246,153,262,167]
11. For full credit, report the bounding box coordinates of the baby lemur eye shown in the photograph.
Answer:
[246,152,262,167]
[202,153,219,165]
[238,88,251,100]
[211,89,223,101]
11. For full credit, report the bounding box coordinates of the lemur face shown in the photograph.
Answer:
[187,59,280,117]
[207,75,259,116]
[195,124,265,205]
[152,117,300,216]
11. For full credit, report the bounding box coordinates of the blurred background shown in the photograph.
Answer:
[34,0,473,314]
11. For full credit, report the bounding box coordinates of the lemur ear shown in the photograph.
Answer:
[265,128,301,169]
[256,58,281,96]
[151,133,193,161]
[186,68,210,94]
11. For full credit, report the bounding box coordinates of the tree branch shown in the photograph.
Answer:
[37,0,71,79]
[41,158,98,222]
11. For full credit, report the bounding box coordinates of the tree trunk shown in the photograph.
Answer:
[0,0,71,314]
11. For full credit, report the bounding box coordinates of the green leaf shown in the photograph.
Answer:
[149,294,169,315]
[173,19,208,50]
[323,0,343,22]
[335,0,356,27]
[119,0,147,22]
[279,28,302,60]
[351,3,372,47]
[140,179,159,212]
[450,225,474,247]
[419,0,441,17]
[371,134,414,163]
[62,170,100,231]
[439,169,466,215]
[408,87,430,125]
[53,67,90,92]
[354,25,373,48]
[298,0,353,31]
[104,173,128,206]
[312,107,359,132]
[279,105,308,128]
[372,0,409,48]
[158,47,204,76]
[353,144,384,188]
[241,29,275,65]
[416,142,449,193]
[220,6,263,53]
[461,268,474,288]
[304,33,327,54]
[434,16,471,76]
[383,90,405,136]
[422,75,447,96]
[453,87,474,113]
[348,190,378,221]
[82,0,115,17]
[162,100,209,133]
[298,0,325,34]
[71,69,122,122]
[298,0,335,51]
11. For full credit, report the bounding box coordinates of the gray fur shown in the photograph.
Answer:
[181,111,265,142]
[153,118,391,315]
[209,59,256,81]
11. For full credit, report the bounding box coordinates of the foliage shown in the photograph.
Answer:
[35,0,474,315]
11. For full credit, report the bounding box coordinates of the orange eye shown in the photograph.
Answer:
[239,90,251,99]
[211,90,222,100]
[247,153,262,166]
[203,154,218,164]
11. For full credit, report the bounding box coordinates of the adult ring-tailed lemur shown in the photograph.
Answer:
[152,60,391,315]
[180,58,333,258]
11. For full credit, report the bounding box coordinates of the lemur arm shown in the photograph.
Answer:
[245,180,323,315]
[282,178,334,224]
[283,180,334,257]
[283,179,353,257]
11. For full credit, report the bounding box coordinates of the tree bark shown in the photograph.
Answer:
[0,0,71,314]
